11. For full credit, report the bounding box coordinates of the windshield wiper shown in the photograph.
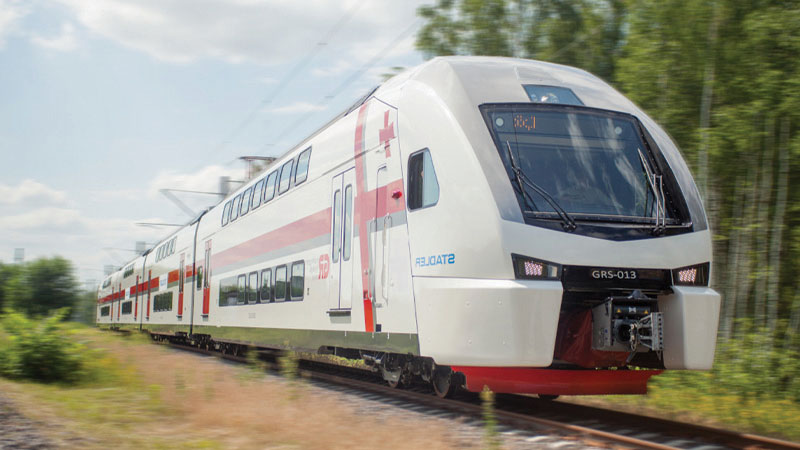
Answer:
[506,141,577,231]
[637,148,666,235]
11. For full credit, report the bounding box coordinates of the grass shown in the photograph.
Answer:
[563,330,800,442]
[2,327,462,449]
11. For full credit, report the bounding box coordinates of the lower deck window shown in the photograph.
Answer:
[247,272,258,304]
[260,269,272,302]
[121,301,133,315]
[153,292,173,312]
[219,276,238,306]
[100,305,110,317]
[291,261,304,300]
[275,265,288,302]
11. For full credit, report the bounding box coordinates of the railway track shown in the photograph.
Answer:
[161,339,799,450]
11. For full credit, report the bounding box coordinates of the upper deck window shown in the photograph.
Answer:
[240,187,253,216]
[252,179,264,210]
[222,201,231,226]
[278,160,294,194]
[230,194,242,222]
[263,171,278,203]
[523,85,583,106]
[295,147,311,185]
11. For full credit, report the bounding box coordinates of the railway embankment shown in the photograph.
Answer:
[0,393,53,449]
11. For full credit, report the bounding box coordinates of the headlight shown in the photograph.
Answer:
[511,254,561,280]
[672,262,710,286]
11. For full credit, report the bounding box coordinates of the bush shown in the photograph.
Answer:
[0,309,87,384]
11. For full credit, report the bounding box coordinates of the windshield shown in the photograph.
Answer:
[483,105,665,221]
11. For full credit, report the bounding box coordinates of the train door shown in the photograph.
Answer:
[372,165,391,311]
[202,240,211,316]
[178,253,185,319]
[146,270,151,321]
[134,275,139,322]
[328,169,355,311]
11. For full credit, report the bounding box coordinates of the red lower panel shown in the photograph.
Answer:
[452,366,662,395]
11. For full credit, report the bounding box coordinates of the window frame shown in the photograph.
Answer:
[407,148,440,211]
[260,268,272,303]
[240,187,253,216]
[290,261,304,301]
[331,189,342,263]
[278,160,294,195]
[236,274,246,305]
[263,171,278,203]
[247,271,259,304]
[230,194,242,222]
[251,179,264,210]
[294,147,312,185]
[274,265,288,302]
[343,185,353,261]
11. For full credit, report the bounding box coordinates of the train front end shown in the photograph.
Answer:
[403,57,720,396]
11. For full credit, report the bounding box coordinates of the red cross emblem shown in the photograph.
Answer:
[379,110,395,157]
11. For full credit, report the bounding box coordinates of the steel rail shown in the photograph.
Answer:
[156,338,800,450]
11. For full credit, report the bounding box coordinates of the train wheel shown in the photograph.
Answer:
[432,366,457,398]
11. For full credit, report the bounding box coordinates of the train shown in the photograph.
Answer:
[97,56,721,398]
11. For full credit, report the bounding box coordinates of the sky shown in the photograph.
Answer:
[0,0,430,287]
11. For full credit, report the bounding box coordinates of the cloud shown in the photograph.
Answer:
[0,0,29,48]
[0,207,84,231]
[0,179,68,205]
[264,101,326,114]
[31,22,78,51]
[54,0,429,65]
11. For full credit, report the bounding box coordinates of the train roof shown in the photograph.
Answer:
[377,56,638,116]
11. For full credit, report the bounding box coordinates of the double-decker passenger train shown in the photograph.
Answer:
[97,56,721,397]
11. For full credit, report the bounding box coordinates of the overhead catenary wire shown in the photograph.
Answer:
[269,19,421,148]
[195,2,366,171]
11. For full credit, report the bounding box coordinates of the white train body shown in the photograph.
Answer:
[99,57,721,395]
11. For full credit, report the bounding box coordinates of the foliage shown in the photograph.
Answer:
[0,309,89,384]
[416,0,627,81]
[0,257,79,318]
[643,324,800,439]
[480,386,500,450]
[71,289,99,325]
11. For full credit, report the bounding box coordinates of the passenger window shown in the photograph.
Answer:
[295,147,311,185]
[240,187,253,216]
[263,171,278,203]
[278,160,293,194]
[260,269,272,302]
[219,276,237,306]
[230,195,242,221]
[248,272,258,304]
[408,149,440,210]
[275,265,288,302]
[237,275,246,305]
[196,266,203,290]
[291,261,304,301]
[252,179,264,209]
[343,185,353,261]
[332,190,342,263]
[222,201,231,226]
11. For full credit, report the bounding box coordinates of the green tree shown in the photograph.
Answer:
[5,257,79,318]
